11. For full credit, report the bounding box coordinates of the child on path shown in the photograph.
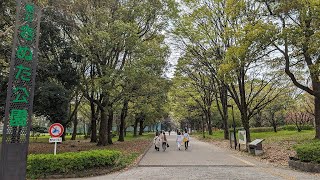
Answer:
[176,132,183,150]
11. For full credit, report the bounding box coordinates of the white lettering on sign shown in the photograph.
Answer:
[49,137,62,143]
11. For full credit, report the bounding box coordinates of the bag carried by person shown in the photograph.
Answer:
[183,137,188,142]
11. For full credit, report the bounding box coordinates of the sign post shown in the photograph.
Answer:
[0,1,41,179]
[49,123,64,155]
[238,130,247,150]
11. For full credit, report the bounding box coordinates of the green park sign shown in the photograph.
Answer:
[0,0,41,179]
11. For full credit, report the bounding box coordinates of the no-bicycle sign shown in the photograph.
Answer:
[49,123,64,137]
[49,123,64,155]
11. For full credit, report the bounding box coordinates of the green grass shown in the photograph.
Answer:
[112,132,154,142]
[194,129,316,144]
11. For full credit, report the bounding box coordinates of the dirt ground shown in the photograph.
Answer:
[28,138,152,155]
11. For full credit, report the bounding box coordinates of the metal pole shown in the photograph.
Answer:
[232,106,237,150]
[54,142,57,155]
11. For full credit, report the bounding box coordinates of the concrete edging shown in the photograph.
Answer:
[288,159,320,173]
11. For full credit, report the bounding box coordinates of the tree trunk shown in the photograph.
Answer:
[133,117,138,137]
[90,100,98,142]
[71,108,78,140]
[238,66,251,142]
[107,108,114,144]
[315,96,320,139]
[241,111,251,142]
[118,100,128,142]
[221,85,229,139]
[207,108,213,135]
[97,109,107,146]
[61,123,67,141]
[271,113,277,133]
[255,111,262,127]
[273,123,277,133]
[139,118,144,135]
[202,116,205,138]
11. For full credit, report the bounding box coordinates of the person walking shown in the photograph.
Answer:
[161,131,168,151]
[176,132,183,150]
[183,129,190,150]
[154,131,160,151]
[168,130,171,136]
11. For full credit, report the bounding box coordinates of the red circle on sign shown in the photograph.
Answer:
[49,123,64,137]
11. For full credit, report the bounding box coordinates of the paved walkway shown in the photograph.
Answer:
[68,132,320,180]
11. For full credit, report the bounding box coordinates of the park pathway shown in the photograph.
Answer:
[68,132,320,180]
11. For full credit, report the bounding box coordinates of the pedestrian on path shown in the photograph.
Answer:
[183,129,190,150]
[154,132,160,151]
[176,132,183,150]
[161,131,168,151]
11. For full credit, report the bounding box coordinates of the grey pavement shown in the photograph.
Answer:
[66,132,320,180]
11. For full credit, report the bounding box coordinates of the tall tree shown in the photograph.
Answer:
[72,0,177,145]
[263,0,320,139]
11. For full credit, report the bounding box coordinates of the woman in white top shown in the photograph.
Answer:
[183,129,190,150]
[154,132,161,151]
[176,132,183,150]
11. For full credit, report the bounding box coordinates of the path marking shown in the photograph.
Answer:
[229,155,255,166]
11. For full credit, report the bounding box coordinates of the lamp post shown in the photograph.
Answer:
[227,105,237,150]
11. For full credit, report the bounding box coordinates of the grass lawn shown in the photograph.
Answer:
[194,129,316,144]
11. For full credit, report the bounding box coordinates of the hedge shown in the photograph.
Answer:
[282,125,314,131]
[294,141,320,163]
[229,127,284,133]
[27,150,121,178]
[229,125,313,133]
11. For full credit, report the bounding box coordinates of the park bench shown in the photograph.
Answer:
[248,139,264,156]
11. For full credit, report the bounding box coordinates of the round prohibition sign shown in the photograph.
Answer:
[49,123,64,137]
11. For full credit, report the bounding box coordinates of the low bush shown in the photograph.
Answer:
[250,127,284,133]
[294,141,320,163]
[283,125,314,131]
[229,126,285,133]
[27,149,121,178]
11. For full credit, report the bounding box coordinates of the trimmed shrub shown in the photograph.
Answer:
[294,141,320,163]
[27,150,121,177]
[250,127,282,133]
[229,126,285,133]
[283,125,314,131]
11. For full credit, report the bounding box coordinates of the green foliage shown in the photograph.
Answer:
[283,125,314,131]
[27,150,121,178]
[31,125,47,133]
[33,81,70,125]
[117,153,139,168]
[294,141,320,163]
[197,129,315,144]
[250,127,283,133]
